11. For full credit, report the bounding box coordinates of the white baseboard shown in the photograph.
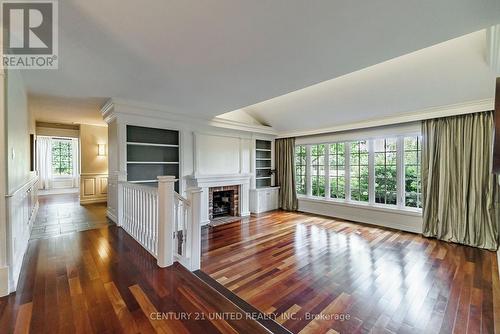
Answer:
[80,197,107,205]
[0,266,9,297]
[298,198,422,234]
[240,211,251,217]
[497,249,500,279]
[107,209,117,223]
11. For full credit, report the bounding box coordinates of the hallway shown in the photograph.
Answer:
[30,194,111,239]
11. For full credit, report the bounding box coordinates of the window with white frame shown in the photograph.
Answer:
[374,138,397,205]
[403,136,422,208]
[311,144,326,197]
[52,139,73,176]
[349,140,369,202]
[295,145,307,195]
[329,143,345,199]
[295,134,422,211]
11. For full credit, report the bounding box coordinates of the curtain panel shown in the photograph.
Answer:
[422,111,499,250]
[275,137,298,211]
[37,136,52,190]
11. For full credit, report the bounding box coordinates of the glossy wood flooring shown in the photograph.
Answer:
[0,195,269,334]
[31,194,111,239]
[201,210,500,334]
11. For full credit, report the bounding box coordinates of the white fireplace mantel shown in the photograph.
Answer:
[186,174,251,225]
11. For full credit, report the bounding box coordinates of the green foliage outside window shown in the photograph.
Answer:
[329,143,345,199]
[52,140,73,176]
[374,138,397,205]
[294,135,421,209]
[404,137,421,208]
[311,144,325,197]
[295,145,307,195]
[350,141,369,202]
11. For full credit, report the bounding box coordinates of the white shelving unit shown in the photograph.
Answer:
[126,125,180,191]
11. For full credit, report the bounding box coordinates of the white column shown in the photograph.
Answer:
[157,175,176,267]
[116,171,127,227]
[187,187,203,271]
[240,182,251,217]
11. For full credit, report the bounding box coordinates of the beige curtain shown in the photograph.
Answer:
[422,111,499,250]
[275,138,298,211]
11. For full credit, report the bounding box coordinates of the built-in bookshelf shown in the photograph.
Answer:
[126,125,179,191]
[255,139,272,188]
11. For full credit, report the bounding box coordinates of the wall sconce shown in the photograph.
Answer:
[98,144,106,156]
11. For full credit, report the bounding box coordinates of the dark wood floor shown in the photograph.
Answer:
[0,195,269,334]
[201,210,500,334]
[31,194,111,239]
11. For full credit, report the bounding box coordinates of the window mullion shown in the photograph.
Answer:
[368,139,375,205]
[306,145,312,196]
[396,136,404,208]
[345,143,350,201]
[325,144,330,199]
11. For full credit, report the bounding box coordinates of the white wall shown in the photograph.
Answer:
[0,70,38,296]
[298,198,422,233]
[194,133,251,176]
[104,103,275,224]
[6,70,34,193]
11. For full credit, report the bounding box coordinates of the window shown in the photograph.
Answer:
[329,143,345,199]
[52,139,73,176]
[404,136,422,208]
[350,141,369,202]
[294,132,422,212]
[295,145,307,195]
[374,138,397,205]
[311,144,326,197]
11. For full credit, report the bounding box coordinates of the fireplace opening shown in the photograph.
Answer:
[212,190,234,218]
[208,185,239,221]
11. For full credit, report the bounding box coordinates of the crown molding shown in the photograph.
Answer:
[487,24,500,75]
[100,98,278,135]
[277,98,494,138]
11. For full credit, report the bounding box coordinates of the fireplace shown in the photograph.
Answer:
[208,185,239,220]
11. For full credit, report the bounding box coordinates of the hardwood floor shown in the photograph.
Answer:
[201,210,500,334]
[31,194,111,239]
[0,196,269,334]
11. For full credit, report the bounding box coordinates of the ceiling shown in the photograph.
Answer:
[243,30,497,134]
[22,1,500,130]
[29,94,106,126]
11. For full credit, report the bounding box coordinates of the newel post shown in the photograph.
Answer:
[187,187,203,271]
[116,171,127,227]
[157,176,176,268]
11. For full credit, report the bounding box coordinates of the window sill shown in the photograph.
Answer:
[297,195,422,217]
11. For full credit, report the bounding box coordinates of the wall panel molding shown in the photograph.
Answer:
[80,173,108,204]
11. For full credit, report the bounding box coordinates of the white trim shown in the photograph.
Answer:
[80,197,107,205]
[298,196,422,216]
[396,136,405,208]
[298,197,422,234]
[280,99,493,138]
[101,98,278,135]
[107,209,117,223]
[126,142,179,148]
[487,24,500,75]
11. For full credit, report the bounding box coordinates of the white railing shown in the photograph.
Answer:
[117,175,202,271]
[120,182,159,256]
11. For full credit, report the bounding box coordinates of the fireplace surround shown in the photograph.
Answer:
[209,185,239,220]
[186,174,251,225]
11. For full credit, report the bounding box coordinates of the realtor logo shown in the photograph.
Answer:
[1,0,58,69]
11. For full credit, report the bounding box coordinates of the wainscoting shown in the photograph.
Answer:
[3,176,39,294]
[80,173,108,204]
